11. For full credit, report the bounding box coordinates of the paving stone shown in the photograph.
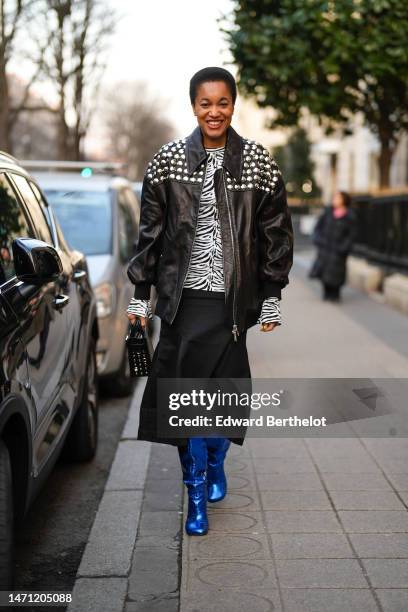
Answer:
[181,588,281,612]
[252,457,317,473]
[142,489,183,511]
[225,457,252,471]
[143,478,183,495]
[399,490,408,506]
[305,439,366,453]
[271,533,353,559]
[376,589,408,612]
[206,510,266,533]
[350,534,408,558]
[128,542,179,599]
[256,472,323,491]
[264,511,342,533]
[227,474,254,491]
[135,534,180,550]
[138,510,181,537]
[68,577,128,612]
[276,558,367,588]
[184,558,278,591]
[330,491,404,510]
[188,533,272,560]
[248,438,308,454]
[281,588,378,612]
[125,597,178,612]
[338,510,408,533]
[208,491,261,512]
[322,472,393,491]
[362,559,408,588]
[387,473,408,490]
[364,439,408,454]
[261,490,331,510]
[316,457,381,473]
[377,458,408,473]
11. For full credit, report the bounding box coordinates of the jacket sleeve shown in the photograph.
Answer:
[256,159,294,299]
[127,155,167,299]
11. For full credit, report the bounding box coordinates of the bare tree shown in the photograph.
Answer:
[103,81,176,180]
[9,74,57,158]
[0,0,33,152]
[33,0,116,160]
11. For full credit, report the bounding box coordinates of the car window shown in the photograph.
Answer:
[0,173,35,284]
[29,180,56,245]
[11,173,53,245]
[118,191,136,261]
[44,189,112,256]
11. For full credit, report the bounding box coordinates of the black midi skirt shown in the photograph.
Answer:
[137,288,252,447]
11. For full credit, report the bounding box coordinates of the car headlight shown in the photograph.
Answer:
[94,282,115,318]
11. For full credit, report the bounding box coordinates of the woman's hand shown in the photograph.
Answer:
[127,313,147,329]
[260,322,278,332]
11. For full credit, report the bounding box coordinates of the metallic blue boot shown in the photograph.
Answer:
[206,437,231,503]
[178,438,208,536]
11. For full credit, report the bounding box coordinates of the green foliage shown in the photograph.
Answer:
[223,1,408,147]
[273,128,321,198]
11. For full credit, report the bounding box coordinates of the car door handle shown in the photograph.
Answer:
[73,270,87,282]
[53,294,70,310]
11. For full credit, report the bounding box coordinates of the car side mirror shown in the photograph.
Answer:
[12,238,63,285]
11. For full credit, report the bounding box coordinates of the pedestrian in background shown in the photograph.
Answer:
[310,190,357,302]
[126,67,293,536]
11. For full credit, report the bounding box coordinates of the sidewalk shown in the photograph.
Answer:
[68,257,408,612]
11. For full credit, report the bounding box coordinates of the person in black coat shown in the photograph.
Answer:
[310,190,357,301]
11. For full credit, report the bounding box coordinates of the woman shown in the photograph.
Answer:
[126,67,293,536]
[311,190,357,302]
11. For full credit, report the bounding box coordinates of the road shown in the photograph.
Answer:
[13,387,134,607]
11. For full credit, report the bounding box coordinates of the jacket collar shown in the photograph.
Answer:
[185,124,243,181]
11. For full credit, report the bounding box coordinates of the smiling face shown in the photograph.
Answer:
[192,80,235,148]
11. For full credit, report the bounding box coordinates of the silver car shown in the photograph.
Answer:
[26,162,141,396]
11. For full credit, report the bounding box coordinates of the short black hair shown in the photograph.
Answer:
[189,67,237,105]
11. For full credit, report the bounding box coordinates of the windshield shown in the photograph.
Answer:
[44,189,112,255]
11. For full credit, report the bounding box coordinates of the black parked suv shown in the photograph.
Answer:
[0,152,99,588]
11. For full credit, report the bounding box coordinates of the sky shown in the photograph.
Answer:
[97,0,236,140]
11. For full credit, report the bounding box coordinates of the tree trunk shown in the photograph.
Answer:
[0,64,11,153]
[378,139,393,188]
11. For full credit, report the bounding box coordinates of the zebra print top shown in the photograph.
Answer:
[127,146,282,326]
[183,146,225,291]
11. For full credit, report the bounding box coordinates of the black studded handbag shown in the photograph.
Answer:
[125,319,153,377]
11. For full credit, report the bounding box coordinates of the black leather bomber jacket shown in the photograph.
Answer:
[127,125,294,340]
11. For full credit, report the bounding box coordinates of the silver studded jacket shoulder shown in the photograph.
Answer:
[127,125,293,333]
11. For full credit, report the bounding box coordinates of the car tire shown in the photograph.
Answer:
[62,338,99,462]
[110,345,134,398]
[0,440,14,589]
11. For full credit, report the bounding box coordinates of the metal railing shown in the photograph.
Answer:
[352,193,408,272]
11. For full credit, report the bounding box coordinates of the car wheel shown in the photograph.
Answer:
[0,440,14,589]
[62,338,99,462]
[110,345,135,398]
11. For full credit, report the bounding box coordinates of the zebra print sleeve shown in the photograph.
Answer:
[257,297,282,326]
[126,298,153,319]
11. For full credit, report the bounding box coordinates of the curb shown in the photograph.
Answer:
[67,380,151,612]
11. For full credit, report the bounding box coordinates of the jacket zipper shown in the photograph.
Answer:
[222,170,239,342]
[170,165,207,325]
